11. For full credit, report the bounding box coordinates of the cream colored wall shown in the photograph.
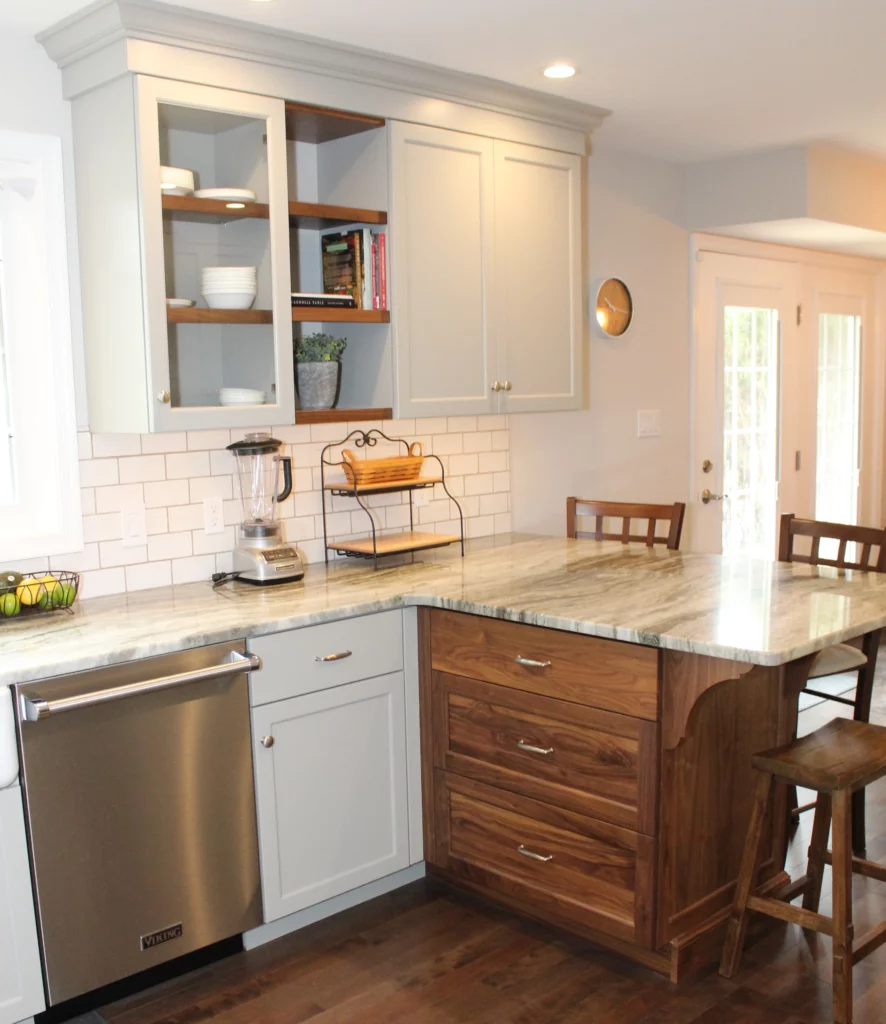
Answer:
[509,147,691,535]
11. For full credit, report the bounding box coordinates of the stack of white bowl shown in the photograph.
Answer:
[201,266,257,310]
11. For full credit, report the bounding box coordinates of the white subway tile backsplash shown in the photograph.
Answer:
[118,454,167,484]
[126,561,172,592]
[172,554,217,585]
[166,451,210,479]
[91,433,141,458]
[187,429,231,451]
[140,432,188,454]
[79,459,119,488]
[41,416,509,598]
[144,479,190,509]
[94,483,144,514]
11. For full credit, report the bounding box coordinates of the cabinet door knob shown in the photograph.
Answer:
[515,655,552,669]
[517,739,554,756]
[157,390,171,404]
[490,381,502,392]
[502,380,513,391]
[315,650,352,663]
[261,735,275,748]
[517,844,553,863]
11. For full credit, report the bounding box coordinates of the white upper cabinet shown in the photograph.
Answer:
[73,75,293,432]
[389,123,497,418]
[494,141,583,412]
[389,123,584,417]
[0,785,45,1024]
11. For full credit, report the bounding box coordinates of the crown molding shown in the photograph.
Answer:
[38,0,609,134]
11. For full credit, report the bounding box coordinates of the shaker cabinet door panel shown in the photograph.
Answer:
[0,786,45,1024]
[253,672,410,922]
[494,141,583,412]
[389,122,497,417]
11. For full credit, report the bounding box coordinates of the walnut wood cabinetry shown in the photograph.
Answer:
[419,609,811,979]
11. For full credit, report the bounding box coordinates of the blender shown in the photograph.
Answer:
[227,433,304,584]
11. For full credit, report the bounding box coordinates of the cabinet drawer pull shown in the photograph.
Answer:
[517,739,554,756]
[315,650,353,663]
[514,655,552,669]
[517,844,553,863]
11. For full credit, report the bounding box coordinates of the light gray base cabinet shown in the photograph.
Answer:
[0,785,45,1024]
[249,612,412,924]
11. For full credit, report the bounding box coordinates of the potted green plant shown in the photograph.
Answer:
[295,332,347,411]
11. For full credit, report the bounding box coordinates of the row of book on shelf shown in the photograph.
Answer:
[290,227,387,310]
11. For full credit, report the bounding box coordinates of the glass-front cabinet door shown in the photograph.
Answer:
[136,76,293,430]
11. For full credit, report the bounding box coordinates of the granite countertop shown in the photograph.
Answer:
[3,533,886,685]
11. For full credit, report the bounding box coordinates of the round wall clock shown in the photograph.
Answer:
[594,278,633,337]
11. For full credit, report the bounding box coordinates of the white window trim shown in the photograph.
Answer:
[0,130,82,562]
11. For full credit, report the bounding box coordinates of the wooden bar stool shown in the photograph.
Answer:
[720,718,886,1024]
[566,498,686,549]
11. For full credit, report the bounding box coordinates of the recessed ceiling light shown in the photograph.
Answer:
[544,63,576,79]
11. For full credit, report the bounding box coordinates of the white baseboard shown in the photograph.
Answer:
[242,862,426,951]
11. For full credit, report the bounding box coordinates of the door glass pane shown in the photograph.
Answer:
[722,306,779,557]
[815,313,860,551]
[0,261,15,506]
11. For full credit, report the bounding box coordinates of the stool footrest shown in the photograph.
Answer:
[746,895,833,935]
[852,922,886,964]
[771,873,813,902]
[821,851,886,883]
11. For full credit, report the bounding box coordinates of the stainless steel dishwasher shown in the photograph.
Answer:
[14,640,264,1006]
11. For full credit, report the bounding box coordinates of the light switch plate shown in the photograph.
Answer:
[203,496,225,535]
[637,409,661,438]
[120,504,147,547]
[413,487,431,508]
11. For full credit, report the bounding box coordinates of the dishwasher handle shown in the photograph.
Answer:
[20,650,262,722]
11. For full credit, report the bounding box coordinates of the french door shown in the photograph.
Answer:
[691,253,800,555]
[692,251,877,557]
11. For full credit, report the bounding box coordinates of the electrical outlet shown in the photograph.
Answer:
[120,504,147,547]
[203,496,225,535]
[413,487,431,508]
[637,409,661,438]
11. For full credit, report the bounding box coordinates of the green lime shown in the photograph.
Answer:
[58,582,76,607]
[0,591,21,617]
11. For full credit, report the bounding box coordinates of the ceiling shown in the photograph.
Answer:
[13,0,886,163]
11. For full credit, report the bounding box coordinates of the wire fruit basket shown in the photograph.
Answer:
[0,569,80,621]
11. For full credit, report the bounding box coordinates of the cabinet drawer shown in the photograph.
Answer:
[433,771,654,946]
[429,610,659,720]
[249,611,403,706]
[432,673,657,833]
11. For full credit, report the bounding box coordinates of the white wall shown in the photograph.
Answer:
[0,31,87,427]
[510,146,691,535]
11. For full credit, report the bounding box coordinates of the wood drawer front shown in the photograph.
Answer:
[429,610,658,720]
[248,611,403,706]
[434,771,654,946]
[433,673,657,833]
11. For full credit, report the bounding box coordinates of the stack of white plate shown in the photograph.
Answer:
[218,388,266,406]
[160,166,195,196]
[201,266,256,310]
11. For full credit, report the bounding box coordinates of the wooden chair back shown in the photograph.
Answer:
[566,498,686,550]
[778,513,886,573]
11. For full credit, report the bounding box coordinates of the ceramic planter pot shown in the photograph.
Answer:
[297,361,340,410]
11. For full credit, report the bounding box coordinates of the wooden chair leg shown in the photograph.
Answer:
[802,792,832,913]
[831,789,854,1024]
[720,772,773,979]
[850,630,880,857]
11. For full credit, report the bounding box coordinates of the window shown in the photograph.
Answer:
[0,130,81,561]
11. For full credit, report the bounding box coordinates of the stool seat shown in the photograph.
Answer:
[752,718,886,792]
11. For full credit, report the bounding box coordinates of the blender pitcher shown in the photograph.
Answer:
[225,434,302,584]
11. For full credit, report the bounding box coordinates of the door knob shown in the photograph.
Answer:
[701,489,728,504]
[502,380,512,391]
[261,735,275,748]
[157,390,171,404]
[490,381,502,392]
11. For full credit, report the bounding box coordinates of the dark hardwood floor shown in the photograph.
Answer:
[97,674,886,1024]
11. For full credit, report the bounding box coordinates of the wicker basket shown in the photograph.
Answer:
[342,442,424,488]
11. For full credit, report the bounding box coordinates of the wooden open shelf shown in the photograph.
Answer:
[296,407,392,425]
[289,201,387,229]
[328,531,460,558]
[285,102,385,144]
[167,308,273,324]
[162,195,269,220]
[292,308,390,323]
[325,477,442,495]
